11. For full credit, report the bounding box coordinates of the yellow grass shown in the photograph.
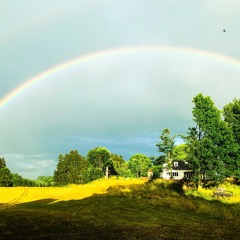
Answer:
[0,177,146,205]
[218,182,240,204]
[189,183,240,204]
[1,177,240,207]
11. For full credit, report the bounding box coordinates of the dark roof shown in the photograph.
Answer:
[172,160,191,170]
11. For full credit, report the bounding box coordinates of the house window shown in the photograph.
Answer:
[172,172,179,177]
[173,162,178,167]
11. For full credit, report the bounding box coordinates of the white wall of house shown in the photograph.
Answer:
[161,170,184,180]
[161,170,191,180]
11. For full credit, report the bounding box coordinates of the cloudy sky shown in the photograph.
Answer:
[1,0,240,179]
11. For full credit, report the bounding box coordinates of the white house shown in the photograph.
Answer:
[160,160,192,180]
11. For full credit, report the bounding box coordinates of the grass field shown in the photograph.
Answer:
[0,178,240,240]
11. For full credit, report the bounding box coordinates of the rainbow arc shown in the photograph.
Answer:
[1,45,240,109]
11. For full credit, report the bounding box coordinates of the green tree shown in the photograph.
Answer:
[150,156,164,178]
[67,150,87,184]
[36,176,54,187]
[21,178,35,187]
[172,144,188,161]
[111,154,125,176]
[86,147,113,179]
[156,128,176,176]
[128,153,152,177]
[116,161,132,177]
[0,157,6,169]
[186,93,238,187]
[0,157,12,187]
[54,150,87,185]
[223,98,240,177]
[0,167,12,187]
[151,155,165,166]
[83,165,103,183]
[54,154,66,185]
[223,98,240,144]
[11,173,23,186]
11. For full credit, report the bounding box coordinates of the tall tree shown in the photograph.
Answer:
[223,98,240,144]
[0,157,6,169]
[128,153,152,177]
[172,144,188,161]
[0,167,12,187]
[54,154,66,185]
[111,154,125,176]
[156,128,176,176]
[11,173,23,187]
[223,98,240,177]
[54,150,87,185]
[86,147,113,179]
[0,157,12,187]
[186,93,238,187]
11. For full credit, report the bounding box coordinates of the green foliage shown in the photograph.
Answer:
[128,153,152,177]
[223,98,240,145]
[156,128,175,160]
[156,129,176,177]
[10,173,36,187]
[21,178,36,187]
[149,156,163,178]
[111,154,131,177]
[86,147,114,181]
[82,165,103,183]
[11,173,23,187]
[0,157,45,187]
[0,157,6,169]
[87,147,112,169]
[35,176,54,187]
[54,150,87,185]
[186,93,238,187]
[116,162,132,177]
[0,167,12,186]
[151,155,165,167]
[223,98,240,177]
[172,144,188,160]
[0,157,12,186]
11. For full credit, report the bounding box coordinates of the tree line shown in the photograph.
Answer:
[0,149,153,187]
[0,93,239,187]
[53,148,152,185]
[0,158,52,187]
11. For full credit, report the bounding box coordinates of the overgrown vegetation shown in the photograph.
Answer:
[185,94,240,188]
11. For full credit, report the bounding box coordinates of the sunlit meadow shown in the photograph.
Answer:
[1,178,240,239]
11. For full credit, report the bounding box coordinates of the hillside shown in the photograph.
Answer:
[0,178,240,239]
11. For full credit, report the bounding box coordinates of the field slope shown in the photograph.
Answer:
[0,178,240,240]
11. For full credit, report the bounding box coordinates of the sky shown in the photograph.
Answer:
[1,0,240,179]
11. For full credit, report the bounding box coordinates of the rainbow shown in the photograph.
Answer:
[1,45,240,110]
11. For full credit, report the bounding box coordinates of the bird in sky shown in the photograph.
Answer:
[223,29,226,32]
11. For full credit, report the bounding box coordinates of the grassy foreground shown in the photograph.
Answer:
[0,178,240,240]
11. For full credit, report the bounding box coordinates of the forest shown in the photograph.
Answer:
[0,93,240,188]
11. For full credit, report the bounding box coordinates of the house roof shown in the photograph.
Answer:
[163,160,191,170]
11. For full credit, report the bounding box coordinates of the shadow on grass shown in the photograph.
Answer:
[0,180,240,240]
